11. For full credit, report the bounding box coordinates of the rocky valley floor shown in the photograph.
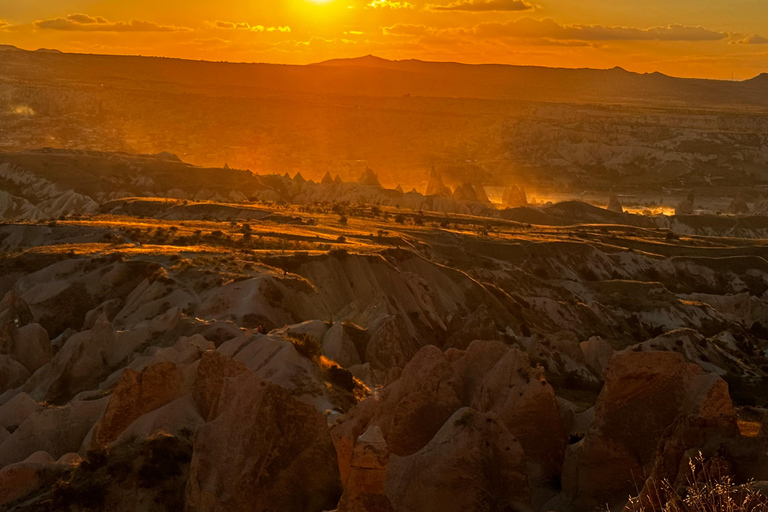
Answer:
[1,194,768,511]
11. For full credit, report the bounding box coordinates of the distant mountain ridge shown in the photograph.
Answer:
[0,47,766,108]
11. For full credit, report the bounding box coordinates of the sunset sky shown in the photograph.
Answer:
[1,0,767,79]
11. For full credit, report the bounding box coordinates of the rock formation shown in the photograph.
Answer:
[452,182,479,202]
[358,167,382,188]
[425,166,451,197]
[502,185,527,207]
[185,375,341,512]
[607,191,624,213]
[675,191,695,215]
[728,192,750,214]
[561,350,733,511]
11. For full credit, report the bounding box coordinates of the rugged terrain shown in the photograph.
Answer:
[0,149,768,511]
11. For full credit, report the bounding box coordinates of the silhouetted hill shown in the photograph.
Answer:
[1,48,766,107]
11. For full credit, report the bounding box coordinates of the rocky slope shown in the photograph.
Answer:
[0,183,766,510]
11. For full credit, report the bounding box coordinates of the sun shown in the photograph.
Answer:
[307,0,334,3]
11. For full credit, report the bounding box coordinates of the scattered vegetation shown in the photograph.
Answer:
[626,453,768,512]
[289,333,323,360]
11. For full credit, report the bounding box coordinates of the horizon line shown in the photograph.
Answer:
[2,43,763,83]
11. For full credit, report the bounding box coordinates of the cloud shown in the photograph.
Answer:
[463,18,728,42]
[383,24,434,37]
[35,14,190,32]
[732,34,768,45]
[213,21,291,32]
[367,1,414,9]
[429,0,534,12]
[0,20,9,30]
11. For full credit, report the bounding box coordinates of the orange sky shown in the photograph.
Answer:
[1,0,767,79]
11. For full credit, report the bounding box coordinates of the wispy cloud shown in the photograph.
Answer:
[35,14,190,32]
[732,34,768,45]
[428,0,534,12]
[456,18,728,42]
[367,1,415,9]
[213,21,291,32]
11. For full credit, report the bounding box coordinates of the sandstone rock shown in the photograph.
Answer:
[425,167,451,197]
[473,184,491,203]
[675,192,695,215]
[331,397,379,485]
[453,182,479,202]
[0,356,30,394]
[450,339,509,405]
[0,451,61,506]
[580,336,614,376]
[472,348,566,490]
[14,323,52,373]
[337,426,393,512]
[91,361,184,448]
[323,321,363,368]
[116,394,203,445]
[371,345,461,456]
[502,185,527,208]
[185,375,341,512]
[192,350,249,421]
[385,408,530,512]
[607,191,624,213]
[0,397,108,468]
[561,350,734,511]
[358,167,382,188]
[24,314,115,403]
[0,392,42,430]
[728,192,750,215]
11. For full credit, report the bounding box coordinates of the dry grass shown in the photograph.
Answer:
[627,453,768,512]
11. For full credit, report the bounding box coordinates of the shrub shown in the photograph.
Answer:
[289,334,323,360]
[394,214,405,224]
[327,365,355,392]
[627,453,768,512]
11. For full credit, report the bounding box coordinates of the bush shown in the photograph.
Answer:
[628,453,768,512]
[289,334,323,360]
[327,365,355,392]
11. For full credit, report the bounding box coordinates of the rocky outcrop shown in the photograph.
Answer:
[728,192,750,215]
[90,362,185,448]
[368,345,462,456]
[473,184,491,203]
[337,426,393,512]
[0,397,108,468]
[502,185,527,207]
[185,375,341,512]
[607,191,623,213]
[322,172,334,185]
[425,167,451,197]
[386,408,531,512]
[452,182,479,202]
[561,350,734,511]
[358,167,382,188]
[472,348,567,492]
[675,192,695,215]
[191,350,249,421]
